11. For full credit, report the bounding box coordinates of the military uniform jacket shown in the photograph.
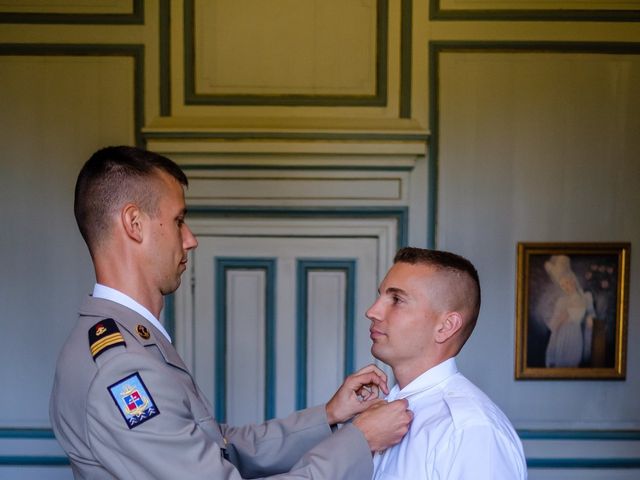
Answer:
[50,296,372,479]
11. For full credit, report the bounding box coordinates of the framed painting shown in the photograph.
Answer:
[515,242,630,379]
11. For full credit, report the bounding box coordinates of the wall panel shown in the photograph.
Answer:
[193,0,378,98]
[0,51,137,477]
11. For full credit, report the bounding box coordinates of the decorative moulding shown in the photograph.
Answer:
[143,116,429,157]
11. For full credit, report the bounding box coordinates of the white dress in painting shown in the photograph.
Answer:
[545,289,594,368]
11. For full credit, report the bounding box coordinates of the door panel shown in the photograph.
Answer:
[191,235,379,425]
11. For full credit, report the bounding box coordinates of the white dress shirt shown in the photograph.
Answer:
[92,283,172,343]
[373,358,527,480]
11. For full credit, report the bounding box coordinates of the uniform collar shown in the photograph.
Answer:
[92,283,172,343]
[79,294,189,373]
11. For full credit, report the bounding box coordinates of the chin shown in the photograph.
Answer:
[370,345,388,364]
[161,278,182,296]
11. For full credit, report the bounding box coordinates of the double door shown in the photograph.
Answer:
[173,216,397,425]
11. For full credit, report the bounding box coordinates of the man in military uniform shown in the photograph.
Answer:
[50,146,412,479]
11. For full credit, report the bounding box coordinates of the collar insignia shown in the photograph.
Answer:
[136,324,150,340]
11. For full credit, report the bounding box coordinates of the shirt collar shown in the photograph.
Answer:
[388,357,458,401]
[92,283,172,343]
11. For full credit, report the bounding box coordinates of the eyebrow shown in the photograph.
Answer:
[379,287,409,296]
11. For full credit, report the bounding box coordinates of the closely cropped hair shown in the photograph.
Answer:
[394,247,481,324]
[74,146,188,251]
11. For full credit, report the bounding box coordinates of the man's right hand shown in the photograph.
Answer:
[352,398,412,452]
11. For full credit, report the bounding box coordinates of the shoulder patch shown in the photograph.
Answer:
[108,372,160,429]
[89,318,125,360]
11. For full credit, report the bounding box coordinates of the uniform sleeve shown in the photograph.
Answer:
[221,405,333,477]
[86,351,373,480]
[435,424,527,480]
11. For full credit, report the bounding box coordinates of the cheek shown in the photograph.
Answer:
[393,313,428,341]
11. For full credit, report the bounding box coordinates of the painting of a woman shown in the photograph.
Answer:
[516,242,629,379]
[542,255,595,368]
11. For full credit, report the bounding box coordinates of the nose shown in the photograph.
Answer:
[183,223,198,250]
[365,298,381,322]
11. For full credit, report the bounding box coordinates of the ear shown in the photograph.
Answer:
[434,311,464,344]
[121,203,144,243]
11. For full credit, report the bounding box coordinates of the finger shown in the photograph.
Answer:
[378,399,400,414]
[354,371,388,395]
[364,398,387,410]
[358,397,385,411]
[367,384,380,398]
[355,385,370,400]
[353,364,388,384]
[389,398,409,409]
[356,383,379,401]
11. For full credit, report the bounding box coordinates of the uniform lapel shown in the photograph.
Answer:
[150,330,190,373]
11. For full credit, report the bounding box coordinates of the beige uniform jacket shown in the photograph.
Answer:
[50,296,372,479]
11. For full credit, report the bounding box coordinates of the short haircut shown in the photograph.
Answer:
[74,146,188,252]
[393,247,481,335]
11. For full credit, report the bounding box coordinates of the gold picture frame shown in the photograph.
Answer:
[515,242,630,380]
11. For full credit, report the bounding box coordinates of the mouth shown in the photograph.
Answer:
[369,328,385,341]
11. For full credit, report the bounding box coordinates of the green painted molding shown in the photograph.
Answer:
[0,0,143,24]
[159,0,171,116]
[400,0,413,118]
[519,429,640,441]
[143,130,429,142]
[296,259,357,409]
[0,456,69,466]
[186,206,409,250]
[527,458,640,469]
[429,40,640,54]
[0,429,69,466]
[429,0,640,21]
[4,427,640,440]
[180,164,415,172]
[0,428,54,439]
[3,427,640,469]
[214,258,277,422]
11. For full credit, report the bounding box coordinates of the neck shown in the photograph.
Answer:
[392,354,453,390]
[95,278,164,319]
[93,250,163,318]
[393,362,433,390]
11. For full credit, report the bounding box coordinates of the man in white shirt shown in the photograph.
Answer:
[50,145,411,479]
[368,247,527,479]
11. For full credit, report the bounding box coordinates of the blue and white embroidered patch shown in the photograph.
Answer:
[108,373,160,429]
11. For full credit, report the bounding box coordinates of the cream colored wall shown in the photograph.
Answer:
[1,0,639,478]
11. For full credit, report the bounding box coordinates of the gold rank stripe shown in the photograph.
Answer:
[91,332,125,357]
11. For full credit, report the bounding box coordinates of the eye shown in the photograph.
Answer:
[391,294,402,305]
